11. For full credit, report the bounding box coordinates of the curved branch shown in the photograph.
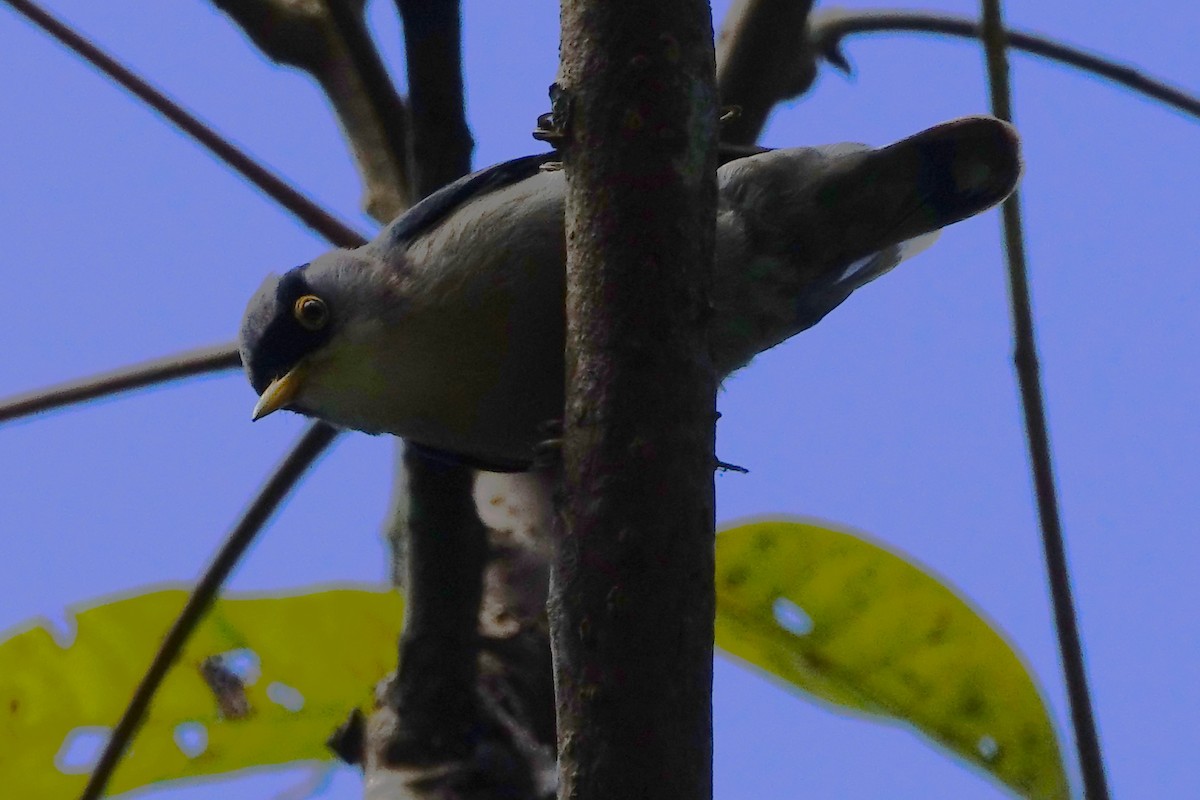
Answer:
[214,0,413,221]
[811,8,1200,122]
[0,342,240,426]
[715,0,818,145]
[2,0,368,248]
[80,422,340,800]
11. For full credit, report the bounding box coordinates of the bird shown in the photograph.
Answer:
[239,115,1020,472]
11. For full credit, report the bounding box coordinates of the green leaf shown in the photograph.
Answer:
[0,584,403,797]
[715,519,1069,800]
[4,522,1069,799]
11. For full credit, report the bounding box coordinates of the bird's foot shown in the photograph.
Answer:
[532,83,574,152]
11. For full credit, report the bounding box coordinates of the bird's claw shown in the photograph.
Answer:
[531,419,564,470]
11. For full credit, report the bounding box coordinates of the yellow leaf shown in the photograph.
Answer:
[4,523,1070,799]
[0,584,403,797]
[715,519,1069,800]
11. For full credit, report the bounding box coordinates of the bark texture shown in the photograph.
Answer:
[359,458,557,800]
[553,2,719,798]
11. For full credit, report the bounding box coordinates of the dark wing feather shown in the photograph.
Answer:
[381,153,560,248]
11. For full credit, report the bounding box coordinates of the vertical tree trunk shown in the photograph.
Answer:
[553,2,719,799]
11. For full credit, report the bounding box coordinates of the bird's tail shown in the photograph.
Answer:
[712,115,1021,373]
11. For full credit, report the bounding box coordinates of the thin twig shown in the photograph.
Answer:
[978,3,1112,799]
[812,8,1200,122]
[79,422,340,800]
[0,342,240,426]
[3,0,368,248]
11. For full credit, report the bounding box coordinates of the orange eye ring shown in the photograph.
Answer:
[293,294,329,331]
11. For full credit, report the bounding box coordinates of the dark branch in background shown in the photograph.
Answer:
[213,0,412,221]
[715,0,817,144]
[358,456,557,798]
[811,8,1200,122]
[80,422,340,800]
[553,0,719,796]
[394,0,474,197]
[385,452,488,760]
[2,0,367,249]
[0,342,239,425]
[978,3,1112,799]
[381,0,474,593]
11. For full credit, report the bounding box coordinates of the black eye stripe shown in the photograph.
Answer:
[244,267,334,394]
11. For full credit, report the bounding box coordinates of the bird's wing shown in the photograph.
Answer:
[832,229,940,289]
[379,152,560,249]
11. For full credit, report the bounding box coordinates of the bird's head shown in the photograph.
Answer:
[238,248,404,425]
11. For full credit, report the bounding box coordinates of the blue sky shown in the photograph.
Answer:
[1,1,1197,797]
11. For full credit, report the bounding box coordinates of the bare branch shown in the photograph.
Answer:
[80,422,340,800]
[393,0,474,198]
[3,0,367,248]
[812,7,1200,122]
[978,2,1111,798]
[715,0,817,144]
[213,0,413,220]
[385,449,488,761]
[361,458,557,799]
[0,342,240,426]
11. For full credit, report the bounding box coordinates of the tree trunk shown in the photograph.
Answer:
[552,2,720,799]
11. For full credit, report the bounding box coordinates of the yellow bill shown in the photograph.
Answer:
[251,363,307,421]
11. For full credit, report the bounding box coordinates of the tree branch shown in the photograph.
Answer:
[0,342,240,426]
[811,7,1200,122]
[715,0,817,144]
[3,0,368,248]
[384,450,489,762]
[80,422,340,800]
[359,461,557,799]
[394,0,474,198]
[213,0,413,221]
[978,4,1112,799]
[552,1,719,797]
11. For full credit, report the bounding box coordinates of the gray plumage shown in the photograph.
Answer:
[239,116,1020,470]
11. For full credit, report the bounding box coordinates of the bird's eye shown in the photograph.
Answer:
[293,295,329,331]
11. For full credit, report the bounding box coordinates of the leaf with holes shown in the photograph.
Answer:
[715,519,1068,800]
[0,584,403,796]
